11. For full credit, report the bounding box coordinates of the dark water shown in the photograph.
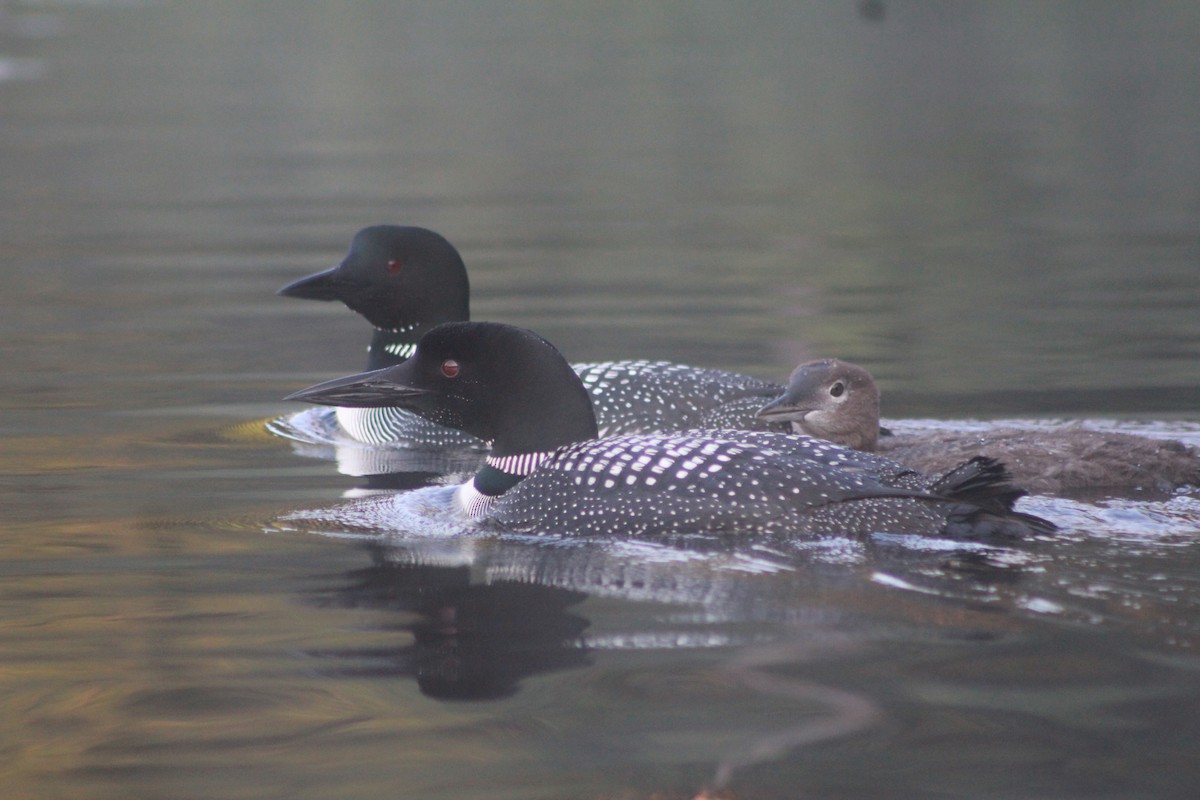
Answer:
[2,2,1199,797]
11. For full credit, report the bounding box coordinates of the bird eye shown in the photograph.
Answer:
[387,258,403,274]
[830,381,845,398]
[440,359,460,378]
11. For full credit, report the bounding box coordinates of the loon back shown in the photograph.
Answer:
[573,360,784,437]
[488,431,1052,539]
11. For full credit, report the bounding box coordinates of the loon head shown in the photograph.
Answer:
[286,321,599,456]
[277,225,470,333]
[756,359,881,451]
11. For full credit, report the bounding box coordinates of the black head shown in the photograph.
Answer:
[277,226,470,331]
[286,321,598,455]
[757,359,881,451]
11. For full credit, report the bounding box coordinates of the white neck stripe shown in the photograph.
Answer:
[377,342,417,359]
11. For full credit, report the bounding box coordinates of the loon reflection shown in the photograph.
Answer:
[286,531,1046,794]
[294,526,1036,704]
[303,543,591,701]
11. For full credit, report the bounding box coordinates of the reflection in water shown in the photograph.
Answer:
[304,544,591,701]
[280,486,1200,656]
[5,1,1200,796]
[299,537,906,790]
[282,523,1200,794]
[710,640,881,791]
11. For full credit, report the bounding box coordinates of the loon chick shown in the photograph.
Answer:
[757,359,1200,496]
[278,225,785,446]
[286,322,1054,539]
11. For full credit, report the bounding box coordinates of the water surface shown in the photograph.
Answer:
[2,2,1199,798]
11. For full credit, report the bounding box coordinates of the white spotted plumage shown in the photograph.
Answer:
[482,430,962,537]
[573,361,784,437]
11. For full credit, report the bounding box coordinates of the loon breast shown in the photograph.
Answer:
[335,406,483,449]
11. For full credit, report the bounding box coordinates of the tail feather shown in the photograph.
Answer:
[932,456,1057,538]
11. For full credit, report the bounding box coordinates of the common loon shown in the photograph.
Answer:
[757,359,1200,496]
[286,322,1055,539]
[277,225,479,448]
[277,225,786,447]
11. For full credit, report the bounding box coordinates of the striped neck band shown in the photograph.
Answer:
[379,342,417,359]
[456,481,495,518]
[485,450,556,476]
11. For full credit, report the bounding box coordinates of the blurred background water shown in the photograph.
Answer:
[2,1,1199,798]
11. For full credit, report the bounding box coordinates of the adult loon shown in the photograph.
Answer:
[277,225,785,447]
[757,359,1200,496]
[286,322,1055,539]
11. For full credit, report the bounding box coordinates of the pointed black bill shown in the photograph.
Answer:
[284,366,427,407]
[277,265,348,301]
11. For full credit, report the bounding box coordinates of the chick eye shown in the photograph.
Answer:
[440,359,460,378]
[387,258,403,274]
[830,381,845,398]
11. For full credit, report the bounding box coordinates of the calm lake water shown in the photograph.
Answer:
[2,2,1199,798]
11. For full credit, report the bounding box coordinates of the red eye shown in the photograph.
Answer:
[387,258,403,274]
[440,359,460,378]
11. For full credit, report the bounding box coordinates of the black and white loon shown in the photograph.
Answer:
[286,322,1055,539]
[758,358,1200,496]
[277,225,785,447]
